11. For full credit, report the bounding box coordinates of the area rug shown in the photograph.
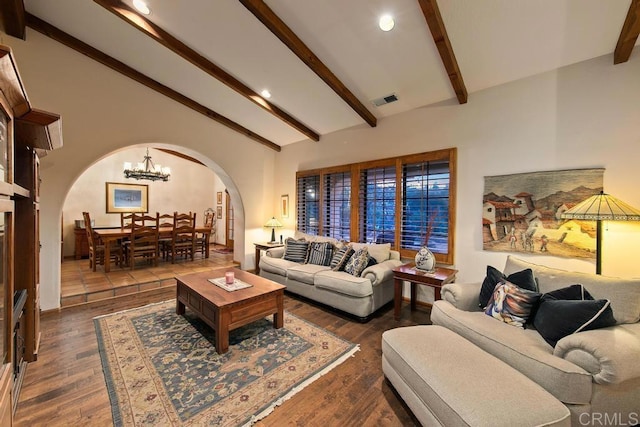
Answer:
[94,301,358,426]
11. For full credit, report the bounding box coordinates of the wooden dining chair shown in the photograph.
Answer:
[158,212,174,260]
[195,208,215,256]
[127,213,160,269]
[169,212,196,263]
[82,211,122,271]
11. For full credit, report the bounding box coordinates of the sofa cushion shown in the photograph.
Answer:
[259,256,300,277]
[351,242,390,264]
[314,270,373,298]
[345,248,370,277]
[287,263,331,285]
[305,241,333,266]
[293,230,338,245]
[484,281,541,328]
[283,238,309,263]
[479,265,538,309]
[431,300,593,404]
[504,256,640,324]
[534,285,616,347]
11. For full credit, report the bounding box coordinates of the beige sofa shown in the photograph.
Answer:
[259,233,403,320]
[429,256,640,425]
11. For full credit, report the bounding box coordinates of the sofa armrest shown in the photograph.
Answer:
[265,247,285,258]
[362,259,403,286]
[440,282,482,312]
[553,322,640,385]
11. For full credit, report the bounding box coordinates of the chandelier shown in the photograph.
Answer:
[123,148,171,182]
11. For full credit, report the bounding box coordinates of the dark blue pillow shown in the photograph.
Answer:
[479,266,538,309]
[533,284,616,347]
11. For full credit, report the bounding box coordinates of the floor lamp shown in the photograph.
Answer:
[561,191,640,274]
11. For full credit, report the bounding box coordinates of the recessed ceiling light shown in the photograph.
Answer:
[133,0,151,15]
[379,14,394,32]
[260,89,272,99]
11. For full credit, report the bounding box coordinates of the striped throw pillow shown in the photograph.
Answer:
[306,242,333,266]
[331,245,354,271]
[283,239,309,263]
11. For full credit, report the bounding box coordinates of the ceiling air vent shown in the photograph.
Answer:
[371,93,398,107]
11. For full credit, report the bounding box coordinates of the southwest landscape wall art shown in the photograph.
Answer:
[482,168,604,260]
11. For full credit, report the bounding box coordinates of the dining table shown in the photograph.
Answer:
[94,226,212,272]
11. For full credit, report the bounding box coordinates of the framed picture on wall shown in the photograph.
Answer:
[106,182,149,213]
[217,206,223,219]
[281,194,289,218]
[217,191,223,205]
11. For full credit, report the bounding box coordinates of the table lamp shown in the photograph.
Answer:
[561,191,640,274]
[264,217,283,243]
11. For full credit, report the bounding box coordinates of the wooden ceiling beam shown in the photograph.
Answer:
[25,13,281,152]
[0,0,26,40]
[417,0,468,104]
[614,0,640,64]
[239,0,377,128]
[93,0,319,142]
[156,148,205,166]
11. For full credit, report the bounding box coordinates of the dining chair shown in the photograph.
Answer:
[169,212,196,263]
[127,213,160,269]
[82,211,122,271]
[195,208,215,256]
[158,212,174,260]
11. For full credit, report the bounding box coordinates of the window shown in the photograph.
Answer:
[296,174,320,234]
[359,165,396,244]
[296,148,456,264]
[401,160,450,254]
[323,171,351,240]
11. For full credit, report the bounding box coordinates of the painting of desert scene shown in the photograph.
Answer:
[482,169,604,259]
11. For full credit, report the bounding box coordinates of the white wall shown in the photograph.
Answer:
[275,53,640,303]
[5,29,640,310]
[62,146,225,257]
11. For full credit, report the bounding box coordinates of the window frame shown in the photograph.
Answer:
[295,148,456,265]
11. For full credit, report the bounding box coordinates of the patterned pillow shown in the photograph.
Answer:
[344,248,370,277]
[484,280,541,328]
[479,266,538,309]
[283,238,309,263]
[306,242,333,266]
[331,245,354,271]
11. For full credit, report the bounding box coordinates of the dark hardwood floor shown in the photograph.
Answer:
[14,287,431,426]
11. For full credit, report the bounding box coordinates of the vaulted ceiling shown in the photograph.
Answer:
[2,0,639,151]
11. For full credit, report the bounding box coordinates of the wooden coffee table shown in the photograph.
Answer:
[176,268,285,354]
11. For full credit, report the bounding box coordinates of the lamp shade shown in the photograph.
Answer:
[561,191,640,275]
[264,217,283,228]
[560,191,640,221]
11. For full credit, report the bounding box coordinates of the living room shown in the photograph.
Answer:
[1,0,640,425]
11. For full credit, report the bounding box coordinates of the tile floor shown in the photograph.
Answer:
[60,245,237,307]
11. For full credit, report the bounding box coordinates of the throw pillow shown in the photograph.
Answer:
[479,266,538,309]
[306,241,333,266]
[484,281,541,328]
[331,245,354,271]
[533,284,616,347]
[283,238,309,263]
[344,248,370,277]
[350,242,390,264]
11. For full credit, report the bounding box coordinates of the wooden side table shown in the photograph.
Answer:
[393,263,458,320]
[254,242,284,274]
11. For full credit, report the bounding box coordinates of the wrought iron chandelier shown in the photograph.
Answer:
[123,148,171,182]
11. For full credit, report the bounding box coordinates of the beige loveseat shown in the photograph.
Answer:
[430,256,640,425]
[259,232,403,320]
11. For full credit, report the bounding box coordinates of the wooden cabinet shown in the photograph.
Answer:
[0,44,63,421]
[74,227,90,259]
[14,146,41,363]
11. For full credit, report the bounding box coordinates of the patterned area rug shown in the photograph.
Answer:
[94,301,358,426]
